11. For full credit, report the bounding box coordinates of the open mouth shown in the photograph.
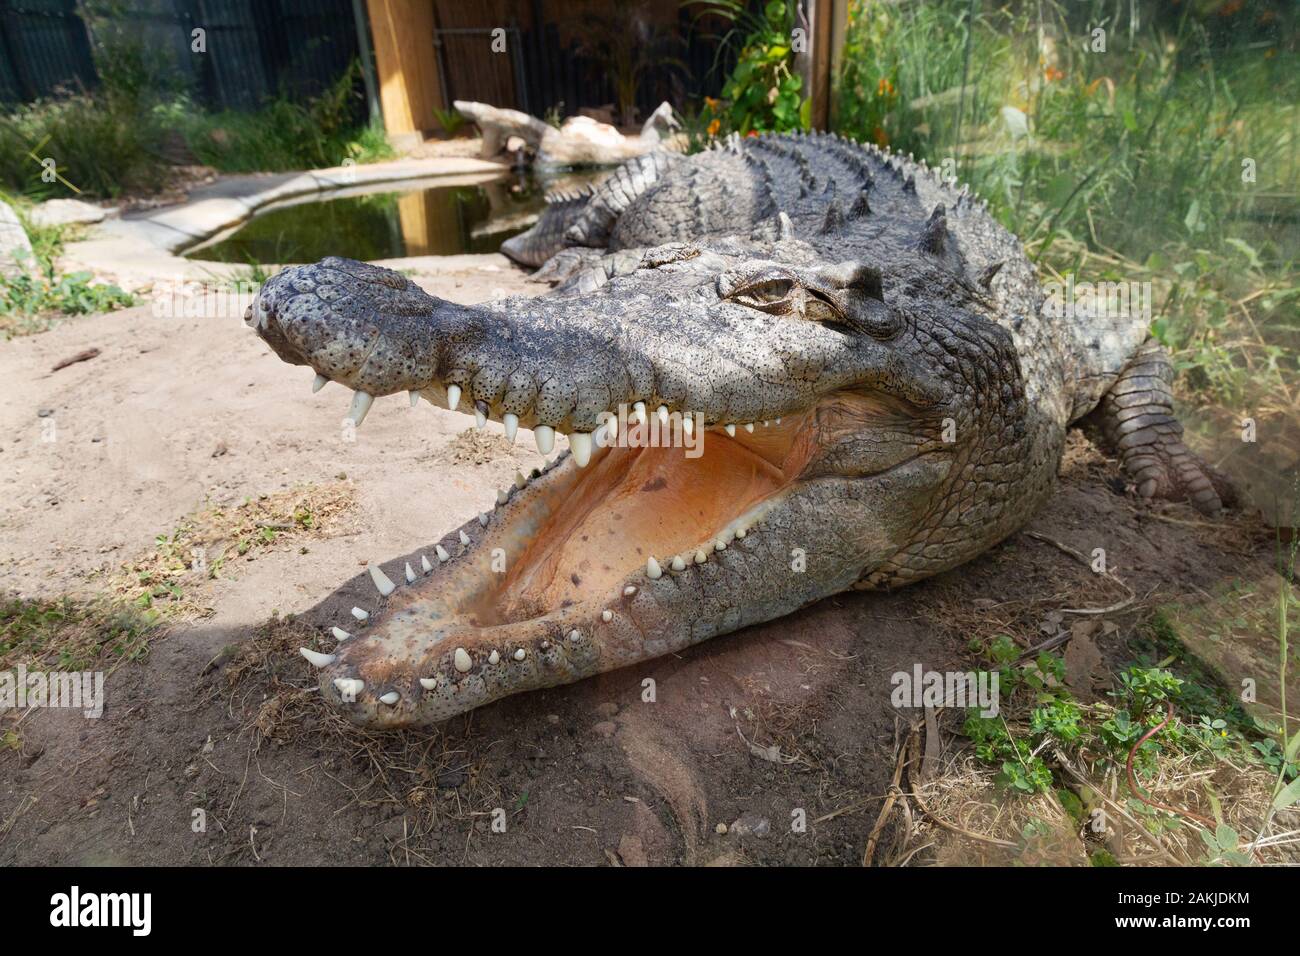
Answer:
[297,387,925,726]
[474,413,814,624]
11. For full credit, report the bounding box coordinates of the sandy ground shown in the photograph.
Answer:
[0,257,1285,866]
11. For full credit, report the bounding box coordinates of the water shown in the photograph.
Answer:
[186,171,604,264]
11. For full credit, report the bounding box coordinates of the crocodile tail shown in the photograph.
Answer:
[564,149,683,247]
[500,190,592,269]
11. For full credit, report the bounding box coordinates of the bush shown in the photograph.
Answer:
[175,63,394,173]
[1,61,392,198]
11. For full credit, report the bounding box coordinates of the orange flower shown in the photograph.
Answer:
[707,118,721,137]
[746,129,759,137]
[872,126,889,147]
[1044,66,1064,83]
[704,97,720,112]
[877,77,895,98]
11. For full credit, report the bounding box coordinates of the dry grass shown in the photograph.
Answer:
[211,615,506,864]
[1,482,356,677]
[868,714,1298,867]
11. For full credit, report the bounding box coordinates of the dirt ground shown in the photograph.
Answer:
[0,257,1285,866]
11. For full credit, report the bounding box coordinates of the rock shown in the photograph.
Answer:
[591,721,617,738]
[640,101,679,144]
[27,198,106,228]
[0,199,34,278]
[729,811,770,837]
[616,834,649,867]
[594,701,619,719]
[455,99,670,168]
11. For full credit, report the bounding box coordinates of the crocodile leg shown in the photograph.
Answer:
[1093,338,1233,514]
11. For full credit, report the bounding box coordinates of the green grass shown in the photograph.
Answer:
[0,192,134,335]
[170,63,394,174]
[833,0,1298,422]
[0,60,393,199]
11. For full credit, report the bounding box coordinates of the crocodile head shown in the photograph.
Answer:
[247,241,1040,727]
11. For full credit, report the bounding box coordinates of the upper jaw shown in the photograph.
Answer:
[247,256,922,456]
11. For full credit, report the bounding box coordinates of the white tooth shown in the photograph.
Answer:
[715,539,727,551]
[761,420,769,427]
[682,416,693,437]
[312,373,328,393]
[446,384,461,409]
[534,425,555,454]
[405,562,416,584]
[419,677,439,690]
[515,471,527,490]
[458,529,471,546]
[454,647,472,672]
[646,556,662,579]
[300,647,336,667]
[623,585,637,597]
[333,678,364,697]
[567,629,581,643]
[657,405,669,424]
[368,563,396,596]
[348,391,374,426]
[350,607,368,622]
[497,489,508,505]
[408,390,419,407]
[775,418,782,424]
[332,627,351,641]
[479,512,489,527]
[475,407,487,429]
[633,401,647,424]
[488,650,500,665]
[671,555,685,571]
[695,549,707,563]
[601,609,613,622]
[378,691,400,705]
[435,544,450,562]
[421,554,432,573]
[724,424,736,437]
[503,412,518,442]
[570,432,592,467]
[606,414,618,441]
[744,423,754,433]
[735,527,747,539]
[513,648,527,661]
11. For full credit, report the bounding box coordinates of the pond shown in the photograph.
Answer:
[185,170,606,265]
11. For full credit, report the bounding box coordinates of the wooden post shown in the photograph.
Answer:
[806,0,837,131]
[365,0,446,146]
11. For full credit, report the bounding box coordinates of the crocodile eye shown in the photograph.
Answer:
[721,267,849,325]
[728,273,799,314]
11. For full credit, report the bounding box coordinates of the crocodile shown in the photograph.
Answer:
[246,131,1230,728]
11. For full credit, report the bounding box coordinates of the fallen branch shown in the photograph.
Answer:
[50,347,100,372]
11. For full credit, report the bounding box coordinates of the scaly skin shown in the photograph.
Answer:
[247,131,1226,727]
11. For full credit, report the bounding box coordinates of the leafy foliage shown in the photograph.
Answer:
[687,0,810,141]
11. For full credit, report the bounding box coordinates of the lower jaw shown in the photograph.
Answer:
[316,420,817,725]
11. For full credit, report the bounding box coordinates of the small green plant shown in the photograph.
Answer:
[1198,824,1253,867]
[432,107,467,137]
[687,0,809,138]
[0,199,134,333]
